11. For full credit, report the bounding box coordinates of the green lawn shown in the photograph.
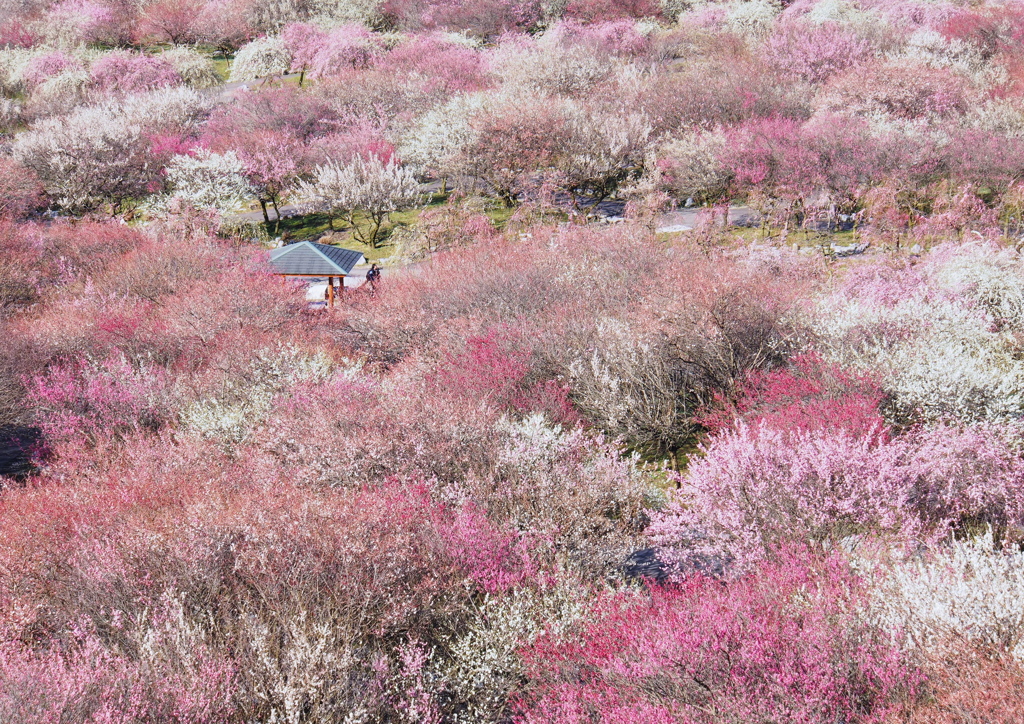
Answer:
[727,225,861,248]
[269,193,456,261]
[211,56,231,82]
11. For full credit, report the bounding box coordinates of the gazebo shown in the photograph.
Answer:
[268,241,365,308]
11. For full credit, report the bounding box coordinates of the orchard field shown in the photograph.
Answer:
[2,0,1024,722]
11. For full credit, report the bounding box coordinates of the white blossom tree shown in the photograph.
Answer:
[866,531,1024,662]
[559,101,652,210]
[165,149,254,213]
[13,104,155,214]
[229,35,291,82]
[294,156,420,247]
[12,87,212,214]
[656,130,733,209]
[163,46,223,89]
[398,93,485,192]
[811,241,1024,426]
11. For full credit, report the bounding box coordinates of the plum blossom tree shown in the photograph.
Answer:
[89,51,181,96]
[383,32,486,96]
[649,421,1024,573]
[461,91,571,205]
[137,0,204,44]
[811,242,1024,426]
[38,0,118,47]
[12,87,212,214]
[562,0,660,23]
[487,34,615,97]
[13,105,159,213]
[866,531,1024,663]
[232,129,304,225]
[656,129,733,210]
[164,149,254,213]
[281,21,378,83]
[518,550,916,724]
[194,0,255,54]
[0,159,45,219]
[229,34,291,82]
[816,60,971,121]
[294,156,420,246]
[380,0,542,36]
[19,50,81,89]
[162,46,223,89]
[398,92,485,190]
[557,101,651,211]
[764,19,871,83]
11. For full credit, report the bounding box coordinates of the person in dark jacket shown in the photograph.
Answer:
[366,264,381,290]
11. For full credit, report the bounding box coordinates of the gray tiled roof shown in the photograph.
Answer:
[268,241,364,276]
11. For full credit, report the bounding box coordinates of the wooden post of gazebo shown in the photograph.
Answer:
[327,276,335,308]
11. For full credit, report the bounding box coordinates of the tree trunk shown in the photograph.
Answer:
[259,199,270,224]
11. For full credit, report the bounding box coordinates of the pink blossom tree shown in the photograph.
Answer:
[229,129,304,225]
[649,422,1024,573]
[136,0,205,44]
[764,20,871,84]
[89,51,181,96]
[518,550,917,724]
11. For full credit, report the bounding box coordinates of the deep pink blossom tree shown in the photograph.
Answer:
[518,549,917,724]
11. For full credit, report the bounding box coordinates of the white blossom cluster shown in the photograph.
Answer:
[439,586,588,723]
[398,93,487,179]
[162,46,222,89]
[293,156,420,244]
[165,149,254,213]
[12,87,212,212]
[656,130,731,206]
[812,242,1024,426]
[181,345,334,446]
[309,0,383,26]
[487,38,616,97]
[230,35,291,82]
[868,531,1024,661]
[724,0,782,40]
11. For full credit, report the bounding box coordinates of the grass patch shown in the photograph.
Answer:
[485,205,518,229]
[211,56,231,82]
[728,225,861,247]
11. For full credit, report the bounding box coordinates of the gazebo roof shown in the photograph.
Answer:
[268,241,365,276]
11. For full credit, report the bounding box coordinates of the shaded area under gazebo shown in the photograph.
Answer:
[268,241,365,308]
